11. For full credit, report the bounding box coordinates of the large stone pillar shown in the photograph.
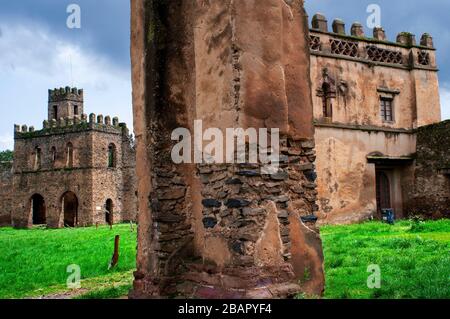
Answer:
[130,0,324,298]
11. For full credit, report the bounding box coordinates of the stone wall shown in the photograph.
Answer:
[130,0,324,299]
[405,120,450,219]
[0,161,13,226]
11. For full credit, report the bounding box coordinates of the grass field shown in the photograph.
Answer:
[0,224,136,299]
[0,220,449,299]
[321,219,450,299]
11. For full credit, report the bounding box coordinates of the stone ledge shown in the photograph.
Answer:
[310,29,436,51]
[14,123,125,140]
[314,121,416,134]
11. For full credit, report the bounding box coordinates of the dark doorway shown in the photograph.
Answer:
[31,194,46,225]
[376,171,391,213]
[105,199,113,225]
[62,192,78,227]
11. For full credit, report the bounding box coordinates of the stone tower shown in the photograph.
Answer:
[48,87,84,121]
[130,0,324,299]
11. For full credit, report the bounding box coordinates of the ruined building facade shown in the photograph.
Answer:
[308,14,449,223]
[0,87,137,228]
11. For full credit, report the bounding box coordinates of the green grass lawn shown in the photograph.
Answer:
[0,220,448,299]
[321,219,450,299]
[0,224,136,299]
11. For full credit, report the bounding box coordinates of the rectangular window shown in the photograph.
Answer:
[53,105,58,120]
[380,98,394,122]
[74,105,78,115]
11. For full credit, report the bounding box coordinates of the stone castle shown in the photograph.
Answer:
[0,0,448,299]
[0,87,137,228]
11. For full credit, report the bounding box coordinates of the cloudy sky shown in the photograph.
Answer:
[0,0,449,150]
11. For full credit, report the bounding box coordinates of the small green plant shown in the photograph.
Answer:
[303,267,311,282]
[409,216,426,233]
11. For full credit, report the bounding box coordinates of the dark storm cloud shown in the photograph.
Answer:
[0,0,130,69]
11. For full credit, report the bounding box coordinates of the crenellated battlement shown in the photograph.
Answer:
[309,13,437,70]
[48,86,84,103]
[14,113,129,139]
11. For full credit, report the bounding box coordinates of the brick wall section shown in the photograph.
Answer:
[0,161,13,226]
[405,120,450,218]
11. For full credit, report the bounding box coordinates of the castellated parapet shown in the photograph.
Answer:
[49,87,84,103]
[309,13,436,71]
[14,113,129,140]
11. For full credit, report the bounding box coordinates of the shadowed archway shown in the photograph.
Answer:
[105,199,114,225]
[31,194,46,225]
[62,192,78,227]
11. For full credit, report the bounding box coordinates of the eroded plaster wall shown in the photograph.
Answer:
[315,127,416,224]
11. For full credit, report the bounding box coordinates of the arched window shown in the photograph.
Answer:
[51,147,57,166]
[34,147,42,170]
[108,144,116,168]
[66,143,73,168]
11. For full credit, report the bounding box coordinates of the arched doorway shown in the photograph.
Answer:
[376,171,391,213]
[105,199,114,225]
[31,194,46,225]
[62,192,78,227]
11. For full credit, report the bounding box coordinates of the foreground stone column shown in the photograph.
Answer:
[130,0,324,298]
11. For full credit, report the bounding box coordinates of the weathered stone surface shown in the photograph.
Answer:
[270,170,289,181]
[404,120,450,219]
[129,0,323,299]
[202,199,222,208]
[225,199,251,209]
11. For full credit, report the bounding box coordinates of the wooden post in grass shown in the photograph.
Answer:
[108,235,120,270]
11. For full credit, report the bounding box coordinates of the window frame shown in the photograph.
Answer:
[108,143,117,168]
[380,96,394,123]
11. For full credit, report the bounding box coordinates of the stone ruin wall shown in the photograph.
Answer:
[0,161,13,226]
[405,120,450,219]
[131,0,324,299]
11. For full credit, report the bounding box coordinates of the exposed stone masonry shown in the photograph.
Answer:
[405,120,450,219]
